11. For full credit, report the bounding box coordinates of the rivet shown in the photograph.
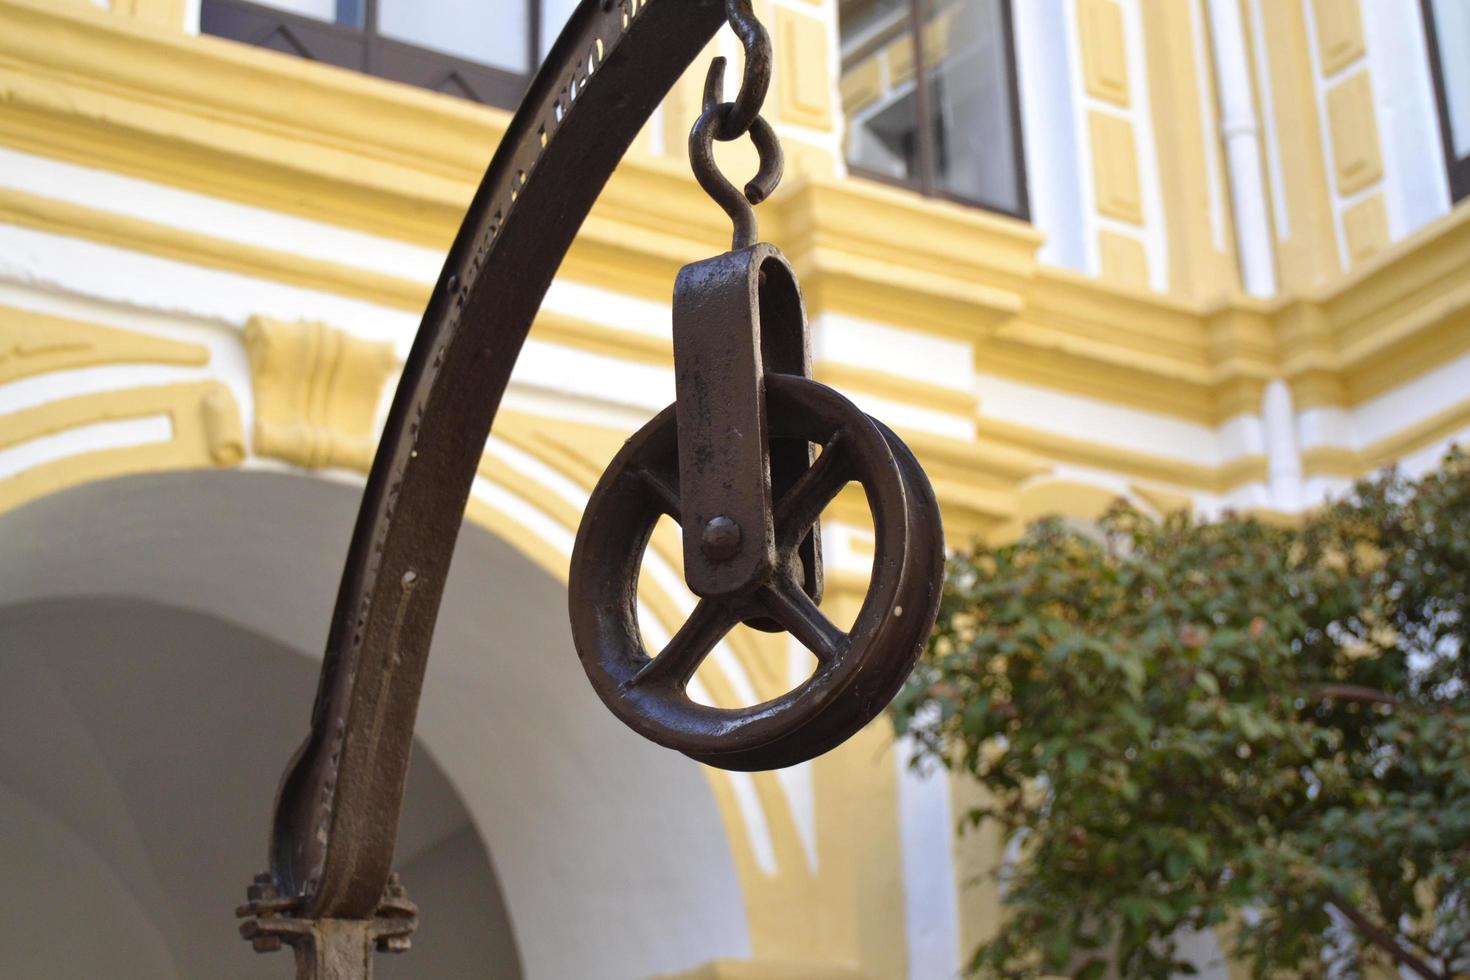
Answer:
[700,515,742,562]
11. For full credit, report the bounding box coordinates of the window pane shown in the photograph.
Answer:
[247,0,340,22]
[840,0,923,183]
[1430,0,1470,159]
[379,0,528,73]
[924,0,1022,211]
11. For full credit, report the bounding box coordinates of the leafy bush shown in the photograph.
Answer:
[893,450,1470,979]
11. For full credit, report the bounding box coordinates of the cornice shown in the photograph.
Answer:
[979,416,1271,494]
[2,0,1467,434]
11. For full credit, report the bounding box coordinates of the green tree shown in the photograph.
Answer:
[893,451,1470,979]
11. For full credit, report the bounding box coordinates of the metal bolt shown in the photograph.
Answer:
[701,516,742,562]
[247,873,277,903]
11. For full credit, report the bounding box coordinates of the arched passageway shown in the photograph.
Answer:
[0,599,521,979]
[0,470,750,979]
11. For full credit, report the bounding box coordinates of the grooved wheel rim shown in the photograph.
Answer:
[569,374,944,771]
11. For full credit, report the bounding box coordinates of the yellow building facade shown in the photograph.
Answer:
[0,0,1466,977]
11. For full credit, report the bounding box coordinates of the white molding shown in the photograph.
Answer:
[1247,0,1291,241]
[976,371,1242,469]
[0,414,171,480]
[1118,0,1169,292]
[897,748,962,980]
[1300,0,1353,271]
[1189,0,1228,252]
[1061,0,1102,276]
[1359,0,1453,241]
[1207,0,1279,296]
[1261,378,1304,510]
[0,147,446,282]
[1014,0,1090,272]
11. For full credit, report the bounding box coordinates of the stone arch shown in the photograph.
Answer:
[0,468,751,979]
[1016,477,1132,524]
[0,597,520,979]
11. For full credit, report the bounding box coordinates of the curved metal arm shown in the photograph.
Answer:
[263,0,729,922]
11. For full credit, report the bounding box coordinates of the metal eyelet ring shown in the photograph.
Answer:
[569,374,944,771]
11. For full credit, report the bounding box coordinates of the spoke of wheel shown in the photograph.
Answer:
[627,598,739,690]
[757,579,846,665]
[635,466,682,522]
[772,433,850,547]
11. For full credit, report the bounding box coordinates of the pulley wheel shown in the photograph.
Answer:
[569,373,943,771]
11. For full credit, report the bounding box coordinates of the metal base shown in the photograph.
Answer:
[238,873,417,980]
[281,920,382,980]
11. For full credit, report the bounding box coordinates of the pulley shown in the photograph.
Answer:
[569,46,945,766]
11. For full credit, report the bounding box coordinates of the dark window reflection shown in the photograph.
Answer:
[202,0,544,110]
[839,0,1028,218]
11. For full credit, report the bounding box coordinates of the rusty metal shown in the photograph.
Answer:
[239,874,416,979]
[690,56,784,249]
[244,0,944,975]
[713,0,771,140]
[670,244,821,630]
[674,245,793,598]
[569,372,943,770]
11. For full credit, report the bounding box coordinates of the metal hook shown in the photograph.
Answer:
[691,59,784,250]
[717,0,772,141]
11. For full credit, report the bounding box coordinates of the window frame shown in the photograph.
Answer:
[1421,0,1470,203]
[841,0,1030,221]
[201,0,541,110]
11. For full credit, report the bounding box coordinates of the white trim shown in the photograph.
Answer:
[810,311,974,390]
[0,224,419,349]
[0,414,172,480]
[1347,349,1470,449]
[1261,378,1304,510]
[1117,0,1169,292]
[1300,0,1354,271]
[0,147,446,282]
[976,371,1250,470]
[1247,0,1291,240]
[897,747,963,980]
[1188,0,1228,252]
[1061,0,1101,276]
[1359,0,1453,241]
[1207,0,1279,296]
[773,754,819,873]
[1014,0,1089,272]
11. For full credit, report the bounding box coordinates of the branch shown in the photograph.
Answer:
[1312,684,1404,709]
[1311,685,1460,718]
[1327,891,1445,980]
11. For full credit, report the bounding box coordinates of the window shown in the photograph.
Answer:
[838,0,1028,219]
[201,0,542,109]
[1423,0,1470,201]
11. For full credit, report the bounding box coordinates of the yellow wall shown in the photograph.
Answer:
[1,1,1467,976]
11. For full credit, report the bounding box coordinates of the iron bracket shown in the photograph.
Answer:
[672,244,821,603]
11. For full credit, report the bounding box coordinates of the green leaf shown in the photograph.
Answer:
[1165,849,1191,882]
[1043,931,1073,970]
